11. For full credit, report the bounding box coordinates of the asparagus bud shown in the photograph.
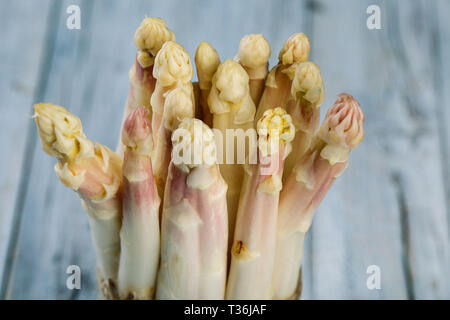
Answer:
[118,107,161,300]
[34,103,122,299]
[255,33,311,122]
[207,59,256,253]
[117,17,175,157]
[226,108,294,300]
[134,17,176,68]
[282,61,324,179]
[195,41,221,126]
[278,33,310,65]
[156,118,228,299]
[153,86,195,198]
[237,34,271,106]
[272,93,364,300]
[151,41,194,143]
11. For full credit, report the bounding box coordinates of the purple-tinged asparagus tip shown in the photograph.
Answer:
[122,106,152,147]
[319,93,364,150]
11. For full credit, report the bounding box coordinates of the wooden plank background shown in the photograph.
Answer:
[0,0,449,299]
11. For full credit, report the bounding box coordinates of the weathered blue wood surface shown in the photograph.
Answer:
[0,0,449,299]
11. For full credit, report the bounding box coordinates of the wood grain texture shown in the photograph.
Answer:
[302,0,450,299]
[0,0,449,299]
[0,0,53,293]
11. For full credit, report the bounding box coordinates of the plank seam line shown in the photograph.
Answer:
[429,2,450,243]
[0,0,63,299]
[391,172,415,300]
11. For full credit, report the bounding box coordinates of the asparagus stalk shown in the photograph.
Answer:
[151,41,194,145]
[282,61,324,179]
[117,107,160,299]
[152,86,195,199]
[236,34,271,106]
[34,103,122,299]
[156,118,228,299]
[117,17,175,157]
[255,33,310,122]
[195,41,221,127]
[207,59,256,253]
[226,108,295,300]
[272,93,364,299]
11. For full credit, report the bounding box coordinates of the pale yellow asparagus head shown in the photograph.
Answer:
[195,41,220,89]
[34,103,94,161]
[134,17,176,68]
[237,34,271,70]
[318,94,364,164]
[162,86,195,131]
[171,118,217,172]
[278,33,310,65]
[208,60,256,123]
[34,103,122,204]
[122,106,153,155]
[153,41,193,86]
[284,61,324,106]
[257,107,295,157]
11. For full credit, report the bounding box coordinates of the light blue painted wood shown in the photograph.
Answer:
[0,0,53,294]
[0,0,449,299]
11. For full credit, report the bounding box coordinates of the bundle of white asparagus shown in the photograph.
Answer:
[33,17,364,300]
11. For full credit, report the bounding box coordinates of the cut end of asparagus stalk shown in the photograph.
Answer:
[171,118,217,174]
[195,41,220,90]
[162,86,195,131]
[134,17,176,68]
[257,107,295,157]
[122,106,153,155]
[33,103,93,162]
[153,41,193,87]
[237,34,270,77]
[318,93,364,164]
[284,61,324,107]
[278,33,310,65]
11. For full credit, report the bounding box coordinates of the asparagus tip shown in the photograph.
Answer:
[285,61,324,106]
[210,59,249,106]
[33,103,89,160]
[122,106,152,147]
[319,93,365,150]
[279,33,310,65]
[195,41,220,89]
[238,34,271,69]
[134,17,176,67]
[153,41,193,86]
[257,108,295,156]
[163,86,195,131]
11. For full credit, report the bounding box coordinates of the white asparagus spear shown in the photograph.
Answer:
[151,41,194,145]
[207,59,256,252]
[282,61,324,180]
[272,94,364,299]
[236,34,271,106]
[226,108,295,300]
[152,86,194,198]
[34,103,122,299]
[117,18,175,157]
[118,107,160,299]
[255,33,310,122]
[156,118,228,299]
[195,41,221,127]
